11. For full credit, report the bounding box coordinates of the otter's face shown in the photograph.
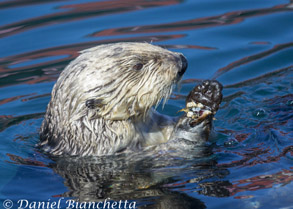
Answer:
[55,42,187,120]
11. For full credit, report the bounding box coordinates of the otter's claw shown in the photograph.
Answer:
[183,80,223,125]
[187,80,223,112]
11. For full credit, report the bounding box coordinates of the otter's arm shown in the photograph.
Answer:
[169,80,223,146]
[138,80,222,149]
[138,109,178,146]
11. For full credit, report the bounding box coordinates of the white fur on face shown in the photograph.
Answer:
[40,42,186,156]
[55,42,184,121]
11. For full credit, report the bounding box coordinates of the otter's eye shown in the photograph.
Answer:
[133,63,143,71]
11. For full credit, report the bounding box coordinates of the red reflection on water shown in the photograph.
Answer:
[218,145,293,169]
[265,94,293,106]
[0,0,181,38]
[213,42,293,79]
[229,169,293,197]
[234,133,251,143]
[250,41,271,45]
[91,4,291,37]
[0,113,44,132]
[0,0,63,9]
[6,153,47,167]
[60,0,180,11]
[224,65,293,88]
[0,93,36,105]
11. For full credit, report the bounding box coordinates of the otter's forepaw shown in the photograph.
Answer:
[180,80,223,126]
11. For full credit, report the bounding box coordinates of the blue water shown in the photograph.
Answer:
[0,0,292,209]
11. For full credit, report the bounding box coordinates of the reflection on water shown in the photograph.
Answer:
[0,0,292,208]
[91,3,292,37]
[50,148,216,208]
[0,0,182,38]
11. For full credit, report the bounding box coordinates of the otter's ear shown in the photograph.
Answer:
[85,98,131,120]
[85,99,103,109]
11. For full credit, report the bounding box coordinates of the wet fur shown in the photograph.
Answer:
[39,43,186,156]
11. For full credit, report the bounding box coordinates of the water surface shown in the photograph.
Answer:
[0,0,292,208]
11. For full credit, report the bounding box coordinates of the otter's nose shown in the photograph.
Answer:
[178,54,188,77]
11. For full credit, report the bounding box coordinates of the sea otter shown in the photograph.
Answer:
[39,42,222,156]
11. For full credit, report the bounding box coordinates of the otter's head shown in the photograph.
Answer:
[52,42,187,121]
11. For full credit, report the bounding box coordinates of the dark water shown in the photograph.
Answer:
[0,0,292,209]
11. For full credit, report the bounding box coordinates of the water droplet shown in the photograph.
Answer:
[250,201,260,209]
[224,138,239,147]
[253,108,266,118]
[287,100,293,106]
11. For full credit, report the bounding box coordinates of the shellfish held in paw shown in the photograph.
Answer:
[170,80,223,145]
